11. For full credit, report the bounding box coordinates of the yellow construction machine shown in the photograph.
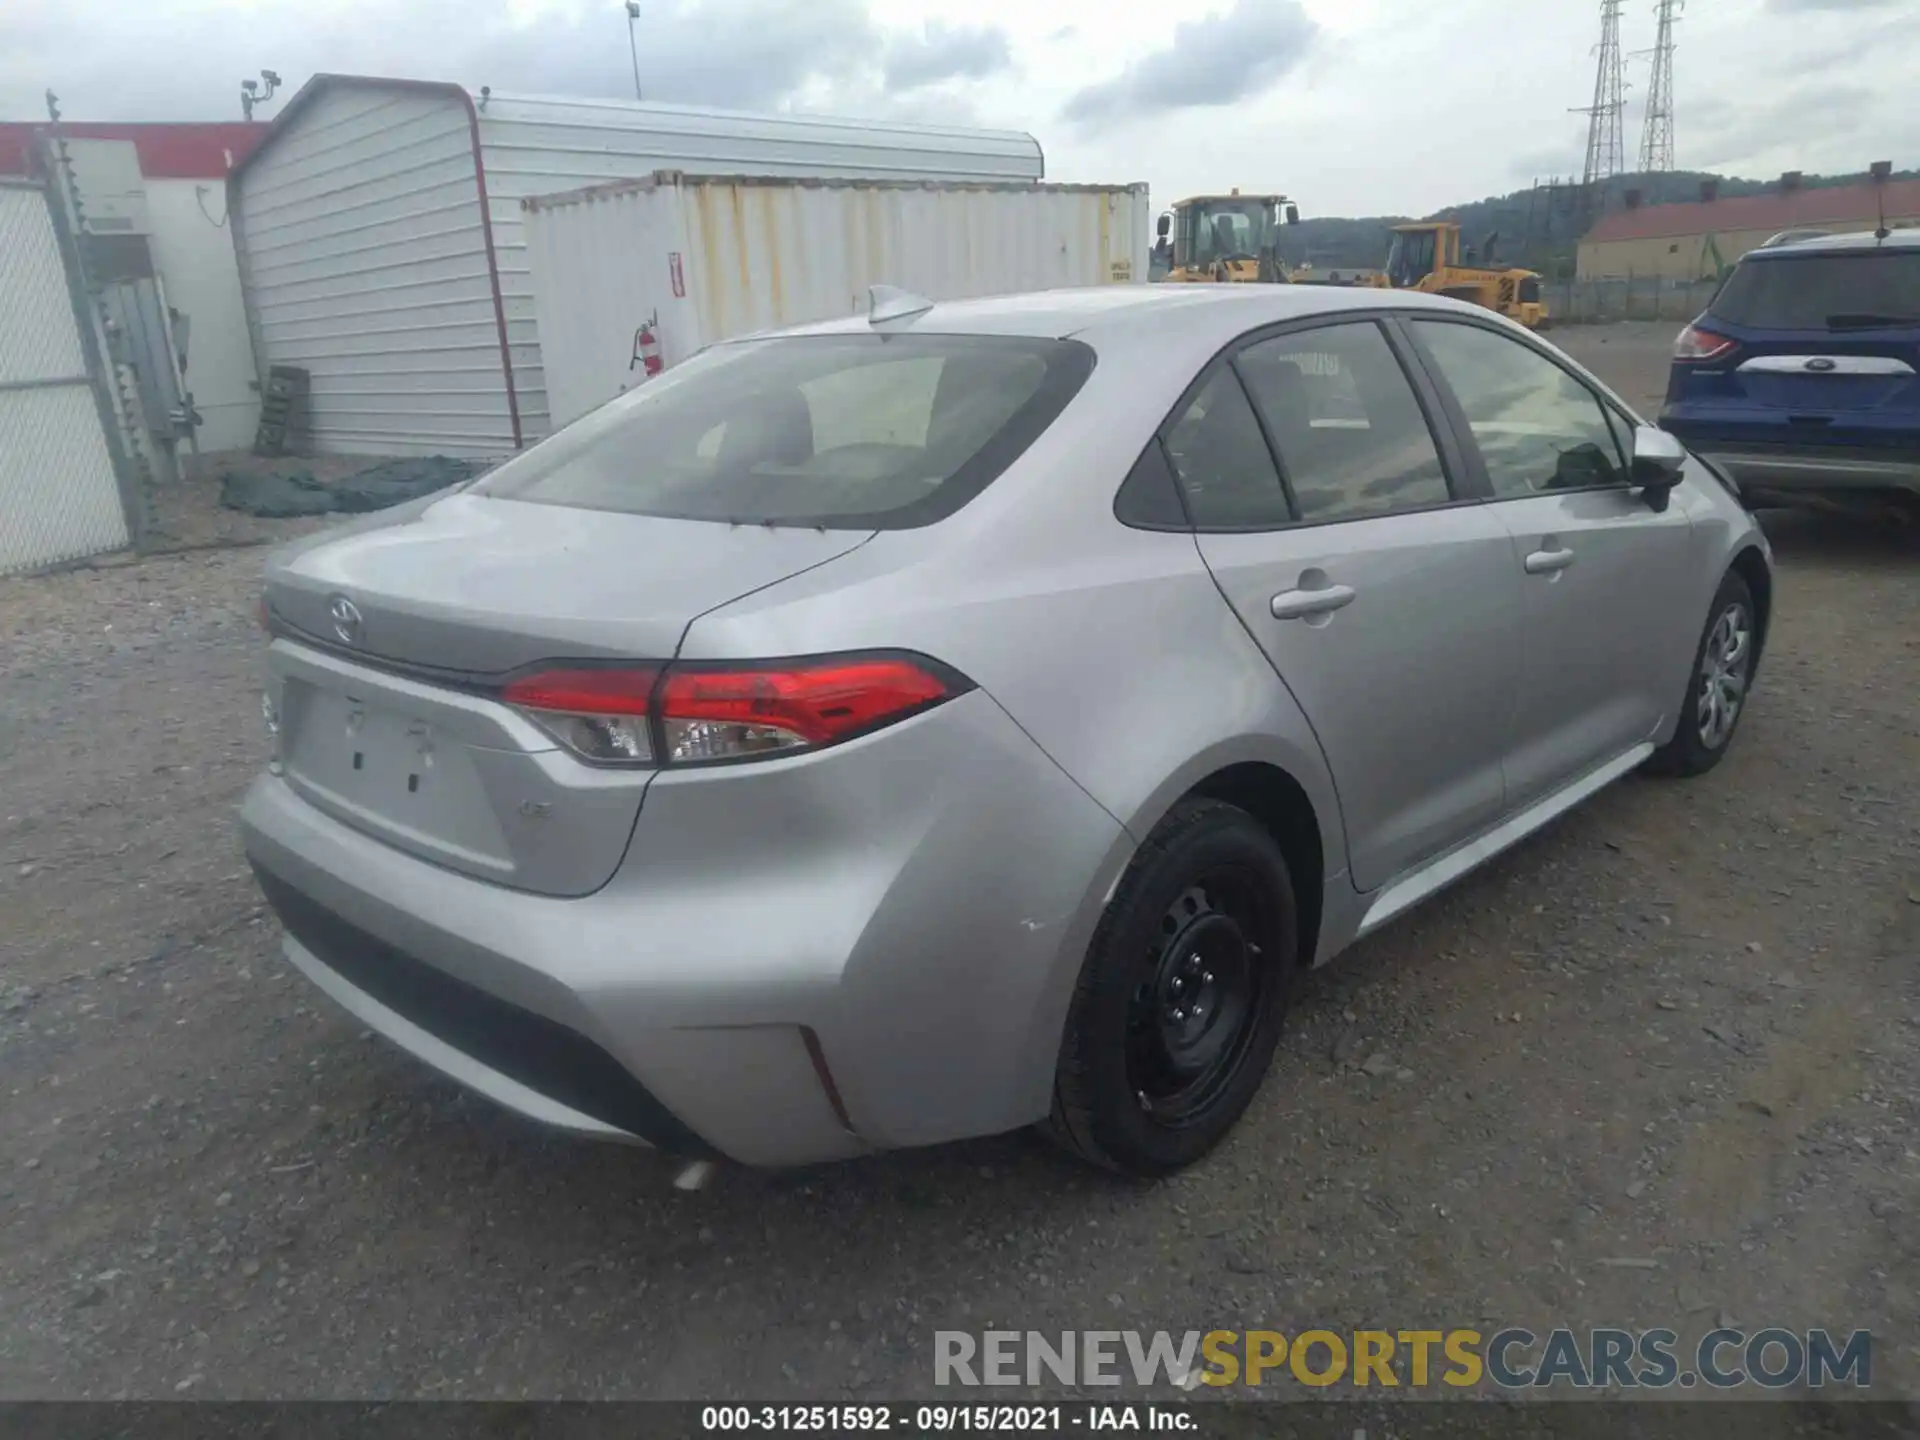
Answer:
[1153,190,1301,284]
[1361,221,1550,329]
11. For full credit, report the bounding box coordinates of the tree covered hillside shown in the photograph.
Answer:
[1280,166,1920,278]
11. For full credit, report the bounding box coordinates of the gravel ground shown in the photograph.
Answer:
[1,326,1916,1402]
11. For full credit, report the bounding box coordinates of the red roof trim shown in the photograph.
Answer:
[0,121,267,179]
[1585,178,1920,243]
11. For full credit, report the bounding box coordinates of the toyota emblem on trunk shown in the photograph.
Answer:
[328,595,364,646]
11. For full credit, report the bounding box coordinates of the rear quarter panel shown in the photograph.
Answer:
[678,337,1353,1109]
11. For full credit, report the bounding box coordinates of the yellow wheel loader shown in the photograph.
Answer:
[1152,191,1301,284]
[1363,221,1550,330]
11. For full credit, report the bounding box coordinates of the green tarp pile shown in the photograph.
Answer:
[219,457,485,519]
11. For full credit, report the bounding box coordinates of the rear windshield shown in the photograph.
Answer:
[1710,249,1920,330]
[475,334,1095,529]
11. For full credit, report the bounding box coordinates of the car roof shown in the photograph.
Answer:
[1744,228,1920,260]
[737,283,1483,348]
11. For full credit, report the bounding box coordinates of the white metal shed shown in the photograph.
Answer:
[227,74,1047,458]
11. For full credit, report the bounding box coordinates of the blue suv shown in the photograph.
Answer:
[1660,229,1920,509]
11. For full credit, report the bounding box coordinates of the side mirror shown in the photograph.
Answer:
[1631,425,1687,509]
[1285,204,1301,225]
[1156,214,1172,240]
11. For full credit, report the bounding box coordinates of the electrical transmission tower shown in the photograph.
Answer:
[1636,0,1683,173]
[1572,0,1628,201]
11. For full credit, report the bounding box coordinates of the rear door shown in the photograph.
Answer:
[1685,245,1920,450]
[1404,317,1696,811]
[1178,317,1523,893]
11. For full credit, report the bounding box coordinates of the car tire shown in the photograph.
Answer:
[1046,798,1299,1177]
[1646,569,1758,778]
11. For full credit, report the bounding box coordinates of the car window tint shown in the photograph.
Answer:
[1162,370,1292,529]
[1236,323,1451,522]
[801,357,943,450]
[1113,440,1190,529]
[1411,321,1628,496]
[474,334,1090,530]
[1709,250,1920,329]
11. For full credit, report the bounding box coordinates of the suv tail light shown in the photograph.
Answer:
[1674,323,1737,362]
[500,654,968,767]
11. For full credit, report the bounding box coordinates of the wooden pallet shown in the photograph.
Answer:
[253,365,310,457]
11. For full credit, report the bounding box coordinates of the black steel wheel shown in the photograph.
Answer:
[1127,878,1272,1125]
[1048,798,1299,1176]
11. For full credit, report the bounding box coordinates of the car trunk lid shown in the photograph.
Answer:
[264,494,872,895]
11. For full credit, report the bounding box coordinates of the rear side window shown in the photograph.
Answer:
[1710,251,1920,330]
[476,335,1093,529]
[1235,323,1452,522]
[1162,370,1293,529]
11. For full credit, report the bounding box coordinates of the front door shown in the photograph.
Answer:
[1406,317,1697,810]
[1167,318,1523,893]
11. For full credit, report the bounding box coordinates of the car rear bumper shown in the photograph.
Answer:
[241,689,1131,1166]
[1681,444,1920,499]
[1662,413,1920,498]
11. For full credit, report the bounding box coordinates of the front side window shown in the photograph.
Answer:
[1234,323,1452,523]
[1410,321,1628,498]
[475,334,1093,529]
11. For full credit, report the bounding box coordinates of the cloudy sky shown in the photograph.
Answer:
[5,0,1917,216]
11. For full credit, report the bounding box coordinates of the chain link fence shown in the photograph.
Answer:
[1544,276,1721,326]
[0,175,140,576]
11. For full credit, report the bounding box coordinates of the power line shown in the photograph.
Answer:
[1636,0,1684,173]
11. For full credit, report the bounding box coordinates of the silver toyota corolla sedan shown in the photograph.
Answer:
[241,284,1773,1178]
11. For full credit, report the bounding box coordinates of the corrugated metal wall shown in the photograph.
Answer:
[474,95,1048,447]
[676,179,1148,345]
[233,77,1049,458]
[526,177,1151,430]
[230,84,513,457]
[0,181,130,575]
[522,179,687,431]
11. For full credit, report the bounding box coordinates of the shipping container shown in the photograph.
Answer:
[227,74,1046,457]
[523,171,1151,430]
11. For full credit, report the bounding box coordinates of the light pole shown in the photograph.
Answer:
[625,2,642,101]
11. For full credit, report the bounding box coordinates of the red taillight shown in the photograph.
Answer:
[659,657,953,761]
[257,596,271,632]
[501,666,659,716]
[1674,323,1736,362]
[499,655,962,766]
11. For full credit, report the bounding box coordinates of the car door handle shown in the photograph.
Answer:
[1524,547,1576,575]
[1270,584,1357,620]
